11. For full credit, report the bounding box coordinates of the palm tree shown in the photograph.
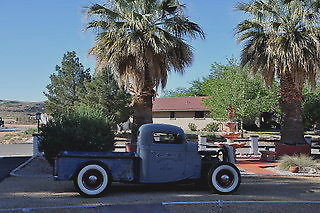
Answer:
[236,0,320,147]
[84,0,204,143]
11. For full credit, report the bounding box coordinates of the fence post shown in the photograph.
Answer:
[32,134,42,157]
[250,135,259,155]
[198,135,207,151]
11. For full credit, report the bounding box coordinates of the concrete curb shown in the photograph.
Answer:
[9,156,52,178]
[0,142,33,145]
[9,156,35,177]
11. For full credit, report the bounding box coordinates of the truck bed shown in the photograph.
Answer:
[57,151,136,158]
[54,151,140,182]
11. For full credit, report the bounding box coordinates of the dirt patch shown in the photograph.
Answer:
[0,125,36,144]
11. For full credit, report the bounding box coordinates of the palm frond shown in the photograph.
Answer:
[84,0,204,101]
[236,0,320,90]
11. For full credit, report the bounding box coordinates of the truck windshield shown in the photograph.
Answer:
[153,132,182,144]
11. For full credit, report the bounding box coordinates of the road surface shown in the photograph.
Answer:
[0,143,32,157]
[0,175,320,212]
[0,157,30,182]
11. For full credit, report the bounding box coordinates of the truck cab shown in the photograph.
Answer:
[137,124,201,183]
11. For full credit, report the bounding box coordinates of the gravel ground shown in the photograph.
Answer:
[1,174,320,212]
[266,166,320,177]
[0,125,36,145]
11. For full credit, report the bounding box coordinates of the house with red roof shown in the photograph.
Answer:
[152,96,214,130]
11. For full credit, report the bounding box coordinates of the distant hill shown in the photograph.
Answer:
[0,100,44,114]
[0,100,44,124]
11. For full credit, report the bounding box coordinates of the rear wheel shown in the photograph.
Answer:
[208,162,240,194]
[73,163,111,197]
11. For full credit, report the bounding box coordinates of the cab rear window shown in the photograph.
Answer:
[153,132,181,144]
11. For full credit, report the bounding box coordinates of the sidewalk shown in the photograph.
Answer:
[236,158,278,175]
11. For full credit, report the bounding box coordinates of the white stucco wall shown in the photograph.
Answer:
[152,111,214,131]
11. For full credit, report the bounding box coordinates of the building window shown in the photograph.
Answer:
[195,111,205,119]
[170,111,175,119]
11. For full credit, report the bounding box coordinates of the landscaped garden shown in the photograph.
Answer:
[32,0,320,163]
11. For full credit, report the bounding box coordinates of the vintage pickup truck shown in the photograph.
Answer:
[54,124,241,197]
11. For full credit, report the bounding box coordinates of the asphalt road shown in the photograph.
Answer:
[0,175,320,212]
[0,143,32,157]
[0,157,30,182]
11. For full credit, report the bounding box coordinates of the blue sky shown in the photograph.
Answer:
[0,0,245,102]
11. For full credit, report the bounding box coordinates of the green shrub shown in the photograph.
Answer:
[206,134,217,141]
[23,128,37,135]
[185,133,198,141]
[277,155,318,171]
[204,122,219,132]
[188,123,197,131]
[3,134,14,140]
[39,104,115,165]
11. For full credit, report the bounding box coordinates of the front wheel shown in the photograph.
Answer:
[208,162,240,194]
[73,163,112,197]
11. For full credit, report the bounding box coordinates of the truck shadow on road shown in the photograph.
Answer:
[49,175,320,200]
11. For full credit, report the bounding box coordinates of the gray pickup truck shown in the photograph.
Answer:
[54,124,241,197]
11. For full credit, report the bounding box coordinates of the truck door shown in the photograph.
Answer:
[145,132,186,182]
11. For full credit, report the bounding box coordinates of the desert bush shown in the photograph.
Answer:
[188,123,197,131]
[39,104,115,165]
[277,155,318,172]
[204,122,219,132]
[23,128,37,135]
[0,128,36,144]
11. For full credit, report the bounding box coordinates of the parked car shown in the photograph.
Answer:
[54,124,241,197]
[0,117,4,127]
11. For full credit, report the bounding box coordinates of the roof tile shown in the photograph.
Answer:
[152,97,209,111]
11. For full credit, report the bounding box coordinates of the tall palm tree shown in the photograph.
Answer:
[236,0,320,146]
[84,0,204,143]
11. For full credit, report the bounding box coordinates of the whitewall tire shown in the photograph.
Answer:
[73,163,111,197]
[208,162,240,194]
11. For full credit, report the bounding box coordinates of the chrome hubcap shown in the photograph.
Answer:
[82,169,104,190]
[221,175,230,183]
[216,169,234,188]
[88,175,98,183]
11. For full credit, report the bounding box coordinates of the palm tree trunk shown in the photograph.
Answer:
[280,100,305,144]
[279,72,305,145]
[131,93,153,144]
